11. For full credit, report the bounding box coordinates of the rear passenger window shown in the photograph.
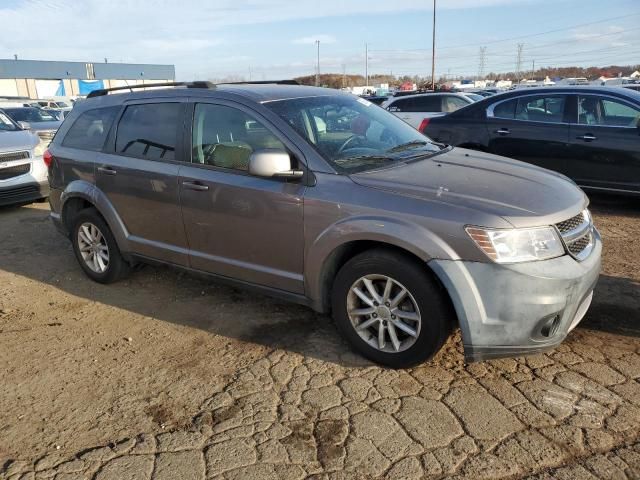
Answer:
[62,106,119,151]
[492,99,517,119]
[515,95,566,123]
[115,103,180,161]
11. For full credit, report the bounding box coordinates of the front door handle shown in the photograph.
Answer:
[577,134,597,142]
[97,166,117,175]
[182,180,209,192]
[495,128,511,135]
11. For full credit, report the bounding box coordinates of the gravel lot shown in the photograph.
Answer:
[0,196,639,479]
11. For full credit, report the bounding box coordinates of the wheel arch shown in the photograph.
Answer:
[306,217,459,318]
[60,180,130,254]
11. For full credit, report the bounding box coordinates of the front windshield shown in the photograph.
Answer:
[265,94,441,173]
[0,111,19,131]
[5,107,58,123]
[54,102,70,108]
[465,93,484,102]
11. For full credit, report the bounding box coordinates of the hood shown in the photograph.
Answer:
[350,147,587,228]
[0,129,39,152]
[27,120,62,131]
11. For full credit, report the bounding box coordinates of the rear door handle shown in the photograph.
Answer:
[97,166,117,175]
[182,180,209,191]
[495,128,511,135]
[577,134,597,142]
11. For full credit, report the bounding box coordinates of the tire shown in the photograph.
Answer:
[331,249,453,368]
[71,208,131,284]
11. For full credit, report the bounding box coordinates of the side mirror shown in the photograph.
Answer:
[249,149,303,179]
[18,121,31,130]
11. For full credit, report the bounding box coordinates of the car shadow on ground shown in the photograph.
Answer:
[0,198,637,369]
[0,204,373,368]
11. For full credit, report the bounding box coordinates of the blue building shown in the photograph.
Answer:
[0,59,175,99]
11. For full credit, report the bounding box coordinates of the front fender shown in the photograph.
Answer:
[60,180,131,254]
[305,214,460,311]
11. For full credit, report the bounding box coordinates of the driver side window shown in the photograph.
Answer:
[192,104,285,171]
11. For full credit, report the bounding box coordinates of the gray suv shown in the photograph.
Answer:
[46,81,601,368]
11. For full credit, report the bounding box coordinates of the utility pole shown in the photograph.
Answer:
[315,40,320,86]
[531,59,535,78]
[365,43,369,87]
[478,46,487,80]
[515,43,524,83]
[431,0,436,90]
[342,64,346,89]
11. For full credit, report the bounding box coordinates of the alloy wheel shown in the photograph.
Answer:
[77,222,110,273]
[346,274,422,353]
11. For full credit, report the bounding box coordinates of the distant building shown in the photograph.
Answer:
[0,59,175,99]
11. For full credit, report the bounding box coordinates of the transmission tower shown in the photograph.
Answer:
[478,46,487,79]
[515,43,524,83]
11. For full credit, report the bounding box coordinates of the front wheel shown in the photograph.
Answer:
[332,249,453,368]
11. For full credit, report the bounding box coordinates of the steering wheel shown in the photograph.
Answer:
[337,134,366,155]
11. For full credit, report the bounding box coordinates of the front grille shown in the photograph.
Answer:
[555,213,586,234]
[0,163,30,180]
[36,130,56,142]
[567,233,592,256]
[0,150,30,162]
[555,210,594,261]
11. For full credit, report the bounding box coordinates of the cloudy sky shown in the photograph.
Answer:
[0,0,638,80]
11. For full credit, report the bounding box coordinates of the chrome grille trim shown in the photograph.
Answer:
[0,150,30,162]
[0,163,31,180]
[555,210,594,261]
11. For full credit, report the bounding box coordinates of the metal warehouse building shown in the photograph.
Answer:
[0,59,175,99]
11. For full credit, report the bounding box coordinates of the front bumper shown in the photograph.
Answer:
[430,228,602,362]
[0,180,49,207]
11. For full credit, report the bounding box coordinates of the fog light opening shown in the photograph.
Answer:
[540,315,561,338]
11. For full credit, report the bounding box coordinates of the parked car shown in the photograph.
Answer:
[359,95,388,105]
[422,87,640,196]
[2,107,63,144]
[46,82,600,367]
[459,92,485,102]
[0,109,49,206]
[381,93,474,129]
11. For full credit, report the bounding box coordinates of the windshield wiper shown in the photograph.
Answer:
[386,140,429,153]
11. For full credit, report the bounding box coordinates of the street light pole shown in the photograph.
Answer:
[431,0,436,90]
[315,40,320,86]
[365,43,369,87]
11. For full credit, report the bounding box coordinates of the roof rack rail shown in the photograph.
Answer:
[218,80,300,86]
[86,81,215,98]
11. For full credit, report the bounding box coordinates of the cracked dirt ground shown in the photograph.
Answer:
[1,197,639,479]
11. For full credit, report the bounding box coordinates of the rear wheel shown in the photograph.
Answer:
[332,249,452,368]
[71,208,130,284]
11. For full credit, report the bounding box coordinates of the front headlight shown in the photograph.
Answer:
[466,226,565,263]
[33,138,48,157]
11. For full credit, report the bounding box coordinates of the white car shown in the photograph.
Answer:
[0,110,49,206]
[381,93,474,129]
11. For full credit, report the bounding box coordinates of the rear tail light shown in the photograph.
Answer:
[43,149,53,168]
[418,118,431,133]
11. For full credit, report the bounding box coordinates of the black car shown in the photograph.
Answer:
[422,87,640,195]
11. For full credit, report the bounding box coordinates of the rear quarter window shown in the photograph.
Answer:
[62,106,120,151]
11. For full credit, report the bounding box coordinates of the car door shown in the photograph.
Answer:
[97,100,190,265]
[566,94,640,193]
[179,100,306,294]
[485,93,571,174]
